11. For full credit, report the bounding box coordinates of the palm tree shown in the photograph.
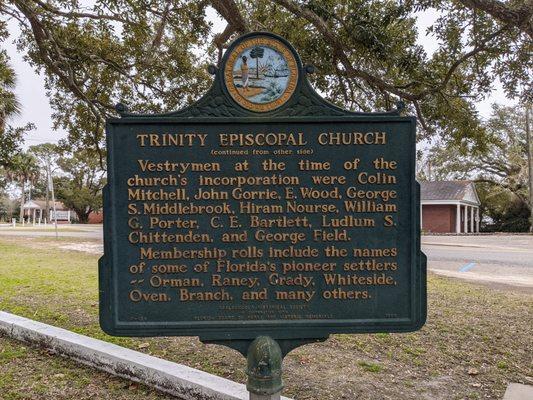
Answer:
[250,46,264,79]
[4,152,40,222]
[0,52,21,135]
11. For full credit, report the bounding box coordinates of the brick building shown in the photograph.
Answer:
[420,181,480,233]
[87,209,103,224]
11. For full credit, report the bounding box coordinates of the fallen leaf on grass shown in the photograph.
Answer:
[137,342,150,349]
[467,368,479,375]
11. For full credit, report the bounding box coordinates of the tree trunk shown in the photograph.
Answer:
[74,208,90,224]
[0,111,5,135]
[526,103,533,232]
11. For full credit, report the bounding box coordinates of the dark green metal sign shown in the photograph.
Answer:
[99,32,426,347]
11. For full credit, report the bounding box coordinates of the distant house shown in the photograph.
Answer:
[420,181,480,233]
[88,209,103,224]
[22,199,73,224]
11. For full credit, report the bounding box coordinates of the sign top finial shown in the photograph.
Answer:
[113,31,405,118]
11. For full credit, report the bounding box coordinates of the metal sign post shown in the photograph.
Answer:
[47,159,58,239]
[246,336,283,400]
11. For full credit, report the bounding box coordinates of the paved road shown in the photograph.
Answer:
[0,225,103,239]
[422,235,533,291]
[1,226,531,291]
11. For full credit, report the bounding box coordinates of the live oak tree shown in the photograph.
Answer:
[427,104,531,231]
[0,0,531,157]
[55,148,106,223]
[1,0,212,164]
[2,144,106,224]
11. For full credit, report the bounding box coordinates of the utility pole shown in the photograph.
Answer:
[19,180,25,223]
[47,159,58,239]
[526,103,533,232]
[45,156,50,223]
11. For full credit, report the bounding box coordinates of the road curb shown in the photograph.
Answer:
[0,311,292,400]
[421,242,487,248]
[421,242,529,252]
[503,383,533,399]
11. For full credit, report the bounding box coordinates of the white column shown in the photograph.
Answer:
[476,207,480,232]
[68,210,71,223]
[456,204,461,233]
[470,206,474,233]
[463,205,468,233]
[32,208,36,226]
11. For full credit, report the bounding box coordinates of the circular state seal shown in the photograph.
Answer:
[224,36,298,112]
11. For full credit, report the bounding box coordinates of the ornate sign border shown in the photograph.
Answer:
[101,32,426,350]
[223,35,299,113]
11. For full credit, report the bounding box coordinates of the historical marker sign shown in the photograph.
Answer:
[99,32,426,344]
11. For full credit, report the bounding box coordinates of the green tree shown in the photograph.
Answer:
[0,51,34,167]
[1,0,530,155]
[250,46,264,78]
[3,152,40,222]
[427,104,530,231]
[0,51,20,132]
[3,0,211,158]
[476,182,530,232]
[0,17,34,167]
[55,148,106,223]
[0,193,18,222]
[29,142,60,220]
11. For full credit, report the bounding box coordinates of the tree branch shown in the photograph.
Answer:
[27,0,130,23]
[13,0,114,127]
[271,0,423,102]
[457,0,533,38]
[413,100,432,135]
[417,25,510,98]
[213,23,236,64]
[147,0,172,56]
[210,0,249,63]
[210,0,248,33]
[273,0,517,114]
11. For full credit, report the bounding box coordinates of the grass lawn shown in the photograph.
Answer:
[0,236,532,399]
[0,335,174,400]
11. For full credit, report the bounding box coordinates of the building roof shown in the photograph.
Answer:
[23,199,68,210]
[22,200,41,209]
[420,181,480,205]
